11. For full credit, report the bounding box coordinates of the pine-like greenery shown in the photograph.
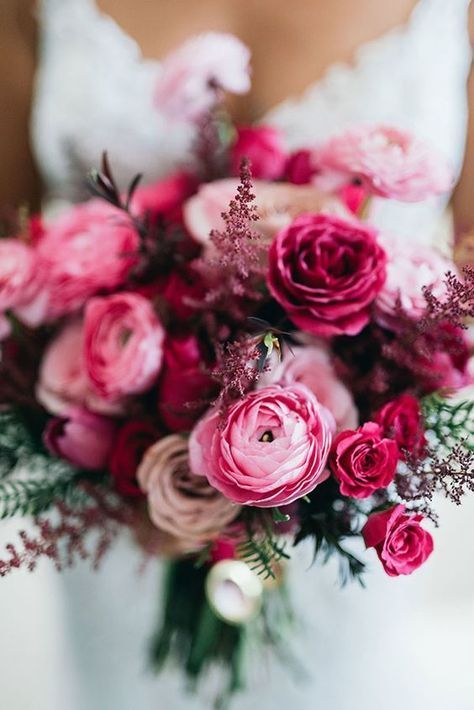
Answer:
[422,392,474,452]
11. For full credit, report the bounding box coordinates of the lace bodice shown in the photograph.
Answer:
[33,0,472,242]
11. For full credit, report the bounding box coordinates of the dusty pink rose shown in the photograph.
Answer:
[330,422,399,498]
[84,293,165,400]
[36,200,139,320]
[375,233,451,327]
[268,213,387,337]
[37,321,123,416]
[189,384,335,507]
[155,32,251,121]
[318,125,453,201]
[44,406,117,470]
[362,504,434,576]
[231,126,287,180]
[184,178,348,249]
[261,344,357,431]
[138,434,239,547]
[0,238,45,329]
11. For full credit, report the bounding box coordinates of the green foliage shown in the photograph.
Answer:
[422,392,474,452]
[237,514,290,580]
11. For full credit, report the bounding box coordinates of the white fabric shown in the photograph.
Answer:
[3,1,471,709]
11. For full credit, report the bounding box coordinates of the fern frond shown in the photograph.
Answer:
[0,475,81,519]
[237,525,290,580]
[422,392,474,452]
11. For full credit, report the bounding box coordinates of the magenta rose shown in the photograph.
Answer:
[109,420,160,497]
[36,200,139,320]
[374,394,426,460]
[189,384,335,507]
[44,406,117,470]
[231,125,287,180]
[330,422,399,498]
[158,334,216,433]
[84,293,165,400]
[268,213,387,337]
[285,150,317,185]
[362,504,434,576]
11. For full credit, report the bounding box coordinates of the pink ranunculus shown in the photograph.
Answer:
[362,504,434,576]
[158,334,216,433]
[36,320,124,417]
[36,200,139,320]
[184,178,349,248]
[268,213,387,337]
[330,422,399,499]
[84,293,165,400]
[374,233,452,328]
[230,125,287,180]
[129,171,198,224]
[189,384,335,508]
[261,345,358,431]
[43,406,117,470]
[374,394,426,460]
[154,33,251,121]
[318,125,453,202]
[0,238,45,328]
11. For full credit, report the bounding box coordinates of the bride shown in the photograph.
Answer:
[2,1,474,709]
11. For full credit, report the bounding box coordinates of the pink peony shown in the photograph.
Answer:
[230,126,287,180]
[362,504,434,576]
[36,320,124,416]
[189,384,335,508]
[154,32,251,121]
[318,125,453,202]
[84,293,165,400]
[0,238,45,329]
[36,200,139,320]
[330,422,399,499]
[261,344,358,431]
[375,233,452,327]
[44,406,117,470]
[268,213,387,337]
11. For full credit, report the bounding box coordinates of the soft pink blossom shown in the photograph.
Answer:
[318,125,453,201]
[261,345,357,431]
[83,293,165,400]
[155,33,251,121]
[189,384,335,508]
[230,126,287,180]
[0,238,45,328]
[36,200,139,320]
[0,315,10,340]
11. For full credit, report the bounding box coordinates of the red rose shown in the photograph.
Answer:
[362,504,434,576]
[158,334,216,432]
[109,420,160,497]
[130,171,198,224]
[375,394,426,460]
[231,125,287,180]
[162,266,207,320]
[330,422,399,498]
[285,150,316,185]
[268,214,386,337]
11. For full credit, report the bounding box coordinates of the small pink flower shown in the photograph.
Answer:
[230,126,287,180]
[84,293,165,400]
[362,504,434,576]
[155,33,251,121]
[261,344,358,431]
[44,406,117,471]
[189,384,335,508]
[129,171,197,224]
[318,125,453,201]
[330,422,399,499]
[0,238,45,329]
[36,200,139,320]
[268,213,387,337]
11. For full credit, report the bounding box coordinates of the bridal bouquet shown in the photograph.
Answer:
[2,33,474,707]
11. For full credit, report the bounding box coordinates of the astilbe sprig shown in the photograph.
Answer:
[211,337,263,413]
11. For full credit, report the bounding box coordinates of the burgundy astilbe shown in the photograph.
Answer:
[0,484,133,578]
[211,337,262,413]
[421,266,474,328]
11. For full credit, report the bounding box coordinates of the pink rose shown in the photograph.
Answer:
[158,334,216,433]
[137,434,239,547]
[375,233,451,327]
[184,178,348,248]
[285,150,317,185]
[268,213,387,337]
[189,384,335,507]
[129,171,197,224]
[318,125,453,201]
[44,406,117,470]
[84,293,165,400]
[261,344,358,431]
[0,238,45,330]
[330,422,399,498]
[362,504,434,576]
[37,320,123,416]
[230,126,287,180]
[37,200,139,320]
[374,394,426,460]
[154,32,251,121]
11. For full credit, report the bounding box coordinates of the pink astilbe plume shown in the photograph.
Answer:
[211,337,262,414]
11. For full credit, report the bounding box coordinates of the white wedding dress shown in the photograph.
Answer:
[2,1,474,709]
